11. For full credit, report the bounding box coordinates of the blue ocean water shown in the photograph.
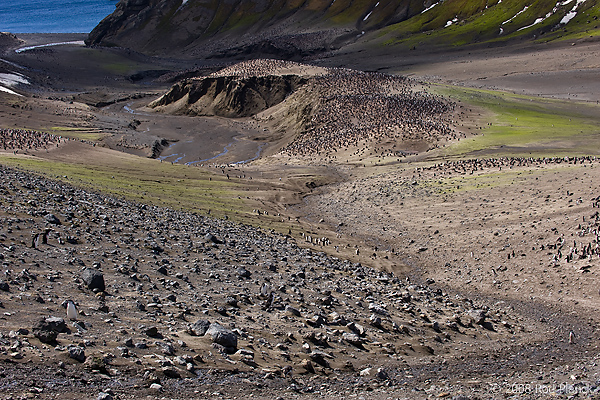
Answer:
[0,0,118,33]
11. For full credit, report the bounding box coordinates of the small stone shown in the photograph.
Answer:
[158,341,175,356]
[149,383,162,391]
[376,367,389,380]
[205,233,224,244]
[466,309,486,325]
[157,266,168,275]
[97,392,113,400]
[298,358,314,373]
[347,322,366,336]
[45,214,61,225]
[285,305,301,317]
[143,326,159,337]
[15,328,29,336]
[237,267,251,278]
[161,366,181,379]
[369,314,382,327]
[68,346,86,362]
[83,356,108,373]
[0,281,9,292]
[342,332,363,346]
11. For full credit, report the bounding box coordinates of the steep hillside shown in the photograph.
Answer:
[86,0,422,57]
[86,0,600,58]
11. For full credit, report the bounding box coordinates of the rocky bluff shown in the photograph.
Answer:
[149,74,306,117]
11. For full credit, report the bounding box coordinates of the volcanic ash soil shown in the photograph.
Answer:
[2,165,592,399]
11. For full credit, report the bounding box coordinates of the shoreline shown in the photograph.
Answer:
[12,32,88,47]
[14,40,86,53]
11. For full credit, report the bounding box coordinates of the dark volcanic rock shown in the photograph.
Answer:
[205,323,237,349]
[44,213,61,225]
[81,268,105,291]
[32,317,67,343]
[143,326,160,337]
[0,32,24,52]
[45,316,68,333]
[204,233,224,244]
[68,346,86,362]
[188,319,211,336]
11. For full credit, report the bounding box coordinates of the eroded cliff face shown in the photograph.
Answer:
[149,74,307,117]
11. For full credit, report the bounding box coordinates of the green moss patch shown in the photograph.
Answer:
[434,85,600,158]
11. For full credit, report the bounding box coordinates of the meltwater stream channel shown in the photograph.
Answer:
[124,103,267,166]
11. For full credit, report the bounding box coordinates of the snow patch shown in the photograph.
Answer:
[363,2,380,21]
[15,41,84,54]
[445,17,458,27]
[422,2,439,13]
[176,0,189,13]
[0,73,29,87]
[0,72,29,96]
[517,16,546,31]
[560,0,585,25]
[0,86,22,96]
[502,6,529,25]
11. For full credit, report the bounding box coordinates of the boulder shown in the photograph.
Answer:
[205,323,237,349]
[81,268,105,291]
[33,316,67,343]
[45,316,68,332]
[188,319,211,336]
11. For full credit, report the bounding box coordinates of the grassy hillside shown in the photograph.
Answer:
[87,0,600,56]
[377,0,600,50]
